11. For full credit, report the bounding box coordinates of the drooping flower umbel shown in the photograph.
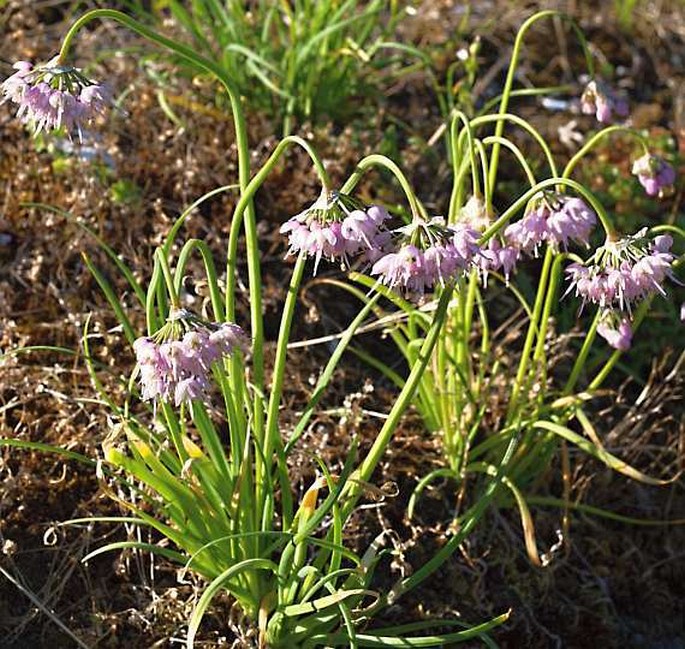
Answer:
[280,191,391,274]
[565,230,675,313]
[631,153,676,198]
[458,195,520,283]
[580,79,629,124]
[504,193,597,255]
[371,216,480,294]
[133,308,248,407]
[565,230,677,350]
[1,56,112,138]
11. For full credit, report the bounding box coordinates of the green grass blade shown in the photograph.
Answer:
[82,252,137,345]
[186,558,278,648]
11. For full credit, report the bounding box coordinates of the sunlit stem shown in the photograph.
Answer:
[488,9,594,193]
[483,136,537,187]
[60,11,258,315]
[223,135,329,488]
[226,135,331,318]
[155,249,180,309]
[448,155,474,223]
[563,125,650,179]
[449,110,481,212]
[473,139,491,213]
[262,253,307,526]
[527,252,568,399]
[462,270,479,395]
[651,224,685,240]
[462,113,558,179]
[506,247,553,422]
[340,153,426,220]
[59,9,270,425]
[146,254,163,334]
[174,239,225,321]
[340,287,454,514]
[563,309,601,394]
[479,84,574,115]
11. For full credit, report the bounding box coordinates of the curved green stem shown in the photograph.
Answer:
[223,135,329,451]
[473,139,492,213]
[174,239,225,322]
[525,252,568,405]
[155,249,180,309]
[563,309,600,394]
[651,224,685,240]
[60,9,265,409]
[563,125,649,179]
[340,153,426,220]
[226,135,330,320]
[465,113,558,179]
[262,252,307,527]
[461,271,479,400]
[448,155,474,223]
[506,247,554,421]
[449,110,481,207]
[483,136,537,188]
[479,84,575,115]
[145,254,164,335]
[488,9,594,193]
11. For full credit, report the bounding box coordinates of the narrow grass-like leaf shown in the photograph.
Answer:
[186,558,278,648]
[533,420,677,485]
[82,540,187,565]
[319,610,510,646]
[82,252,136,344]
[527,495,685,526]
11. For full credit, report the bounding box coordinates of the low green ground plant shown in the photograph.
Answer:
[124,0,406,135]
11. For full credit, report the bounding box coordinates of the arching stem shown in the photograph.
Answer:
[488,9,594,193]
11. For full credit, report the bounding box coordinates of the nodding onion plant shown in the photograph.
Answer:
[0,7,681,647]
[0,7,514,648]
[331,10,682,567]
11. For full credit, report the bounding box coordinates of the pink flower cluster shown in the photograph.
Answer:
[565,233,674,312]
[580,80,629,124]
[631,153,676,198]
[133,310,248,406]
[566,232,676,350]
[596,314,632,351]
[280,193,391,274]
[504,195,596,255]
[457,195,520,284]
[477,238,520,283]
[370,218,480,293]
[1,57,112,138]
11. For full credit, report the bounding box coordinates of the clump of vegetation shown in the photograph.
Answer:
[125,0,407,134]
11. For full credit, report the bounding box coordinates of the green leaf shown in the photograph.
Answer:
[186,558,278,648]
[533,420,676,485]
